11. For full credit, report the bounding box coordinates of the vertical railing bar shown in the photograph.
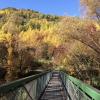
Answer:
[65,77,67,99]
[42,75,44,92]
[43,75,44,90]
[78,89,79,100]
[65,73,68,99]
[37,78,39,99]
[19,87,22,100]
[40,76,42,96]
[34,79,37,100]
[64,75,66,98]
[68,76,69,98]
[39,77,41,98]
[41,76,43,92]
[38,77,41,99]
[23,85,33,100]
[83,91,87,100]
[38,77,41,98]
[44,74,45,89]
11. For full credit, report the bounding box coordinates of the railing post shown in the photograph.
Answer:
[19,87,22,100]
[34,79,37,100]
[68,78,69,100]
[42,76,43,92]
[65,75,67,99]
[66,77,68,100]
[43,75,45,89]
[78,89,79,100]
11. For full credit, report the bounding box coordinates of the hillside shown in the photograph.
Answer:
[0,7,62,32]
[0,7,100,89]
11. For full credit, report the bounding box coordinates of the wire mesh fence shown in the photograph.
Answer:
[0,71,52,100]
[59,71,100,100]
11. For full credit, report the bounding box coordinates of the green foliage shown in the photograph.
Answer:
[39,14,45,19]
[59,66,67,73]
[93,75,100,85]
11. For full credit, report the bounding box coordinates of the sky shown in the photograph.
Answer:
[0,0,81,18]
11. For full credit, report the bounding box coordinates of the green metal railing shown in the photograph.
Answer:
[59,71,100,100]
[0,70,52,100]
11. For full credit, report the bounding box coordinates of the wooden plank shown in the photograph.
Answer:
[40,71,66,100]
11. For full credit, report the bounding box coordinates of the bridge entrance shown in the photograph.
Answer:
[40,71,66,100]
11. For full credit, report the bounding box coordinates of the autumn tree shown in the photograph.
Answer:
[0,42,7,66]
[79,0,100,24]
[56,16,100,85]
[47,44,56,60]
[58,16,100,54]
[53,43,66,65]
[35,43,49,59]
[39,14,45,19]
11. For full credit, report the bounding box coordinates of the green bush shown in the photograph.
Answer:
[59,67,67,73]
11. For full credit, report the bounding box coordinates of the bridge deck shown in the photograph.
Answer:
[40,71,66,100]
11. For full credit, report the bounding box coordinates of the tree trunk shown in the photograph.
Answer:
[90,60,93,86]
[19,50,23,71]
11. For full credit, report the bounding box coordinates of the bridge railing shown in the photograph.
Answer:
[0,70,52,100]
[59,71,100,100]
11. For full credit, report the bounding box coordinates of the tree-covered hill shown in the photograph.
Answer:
[0,6,100,90]
[0,7,62,34]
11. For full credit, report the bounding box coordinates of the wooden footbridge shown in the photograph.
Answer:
[0,70,100,100]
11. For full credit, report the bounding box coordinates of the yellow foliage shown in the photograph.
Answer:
[0,33,6,42]
[42,29,59,47]
[0,10,5,15]
[19,28,44,48]
[8,47,13,55]
[5,33,12,41]
[63,58,67,63]
[95,23,100,31]
[7,60,12,65]
[19,25,59,49]
[67,54,70,58]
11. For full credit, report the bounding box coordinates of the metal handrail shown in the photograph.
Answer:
[0,70,52,98]
[59,71,100,100]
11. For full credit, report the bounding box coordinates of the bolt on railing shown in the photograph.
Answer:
[0,70,52,100]
[59,71,100,100]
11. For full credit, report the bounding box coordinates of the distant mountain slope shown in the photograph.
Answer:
[0,7,62,33]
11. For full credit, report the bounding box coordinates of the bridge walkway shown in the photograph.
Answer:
[40,71,66,100]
